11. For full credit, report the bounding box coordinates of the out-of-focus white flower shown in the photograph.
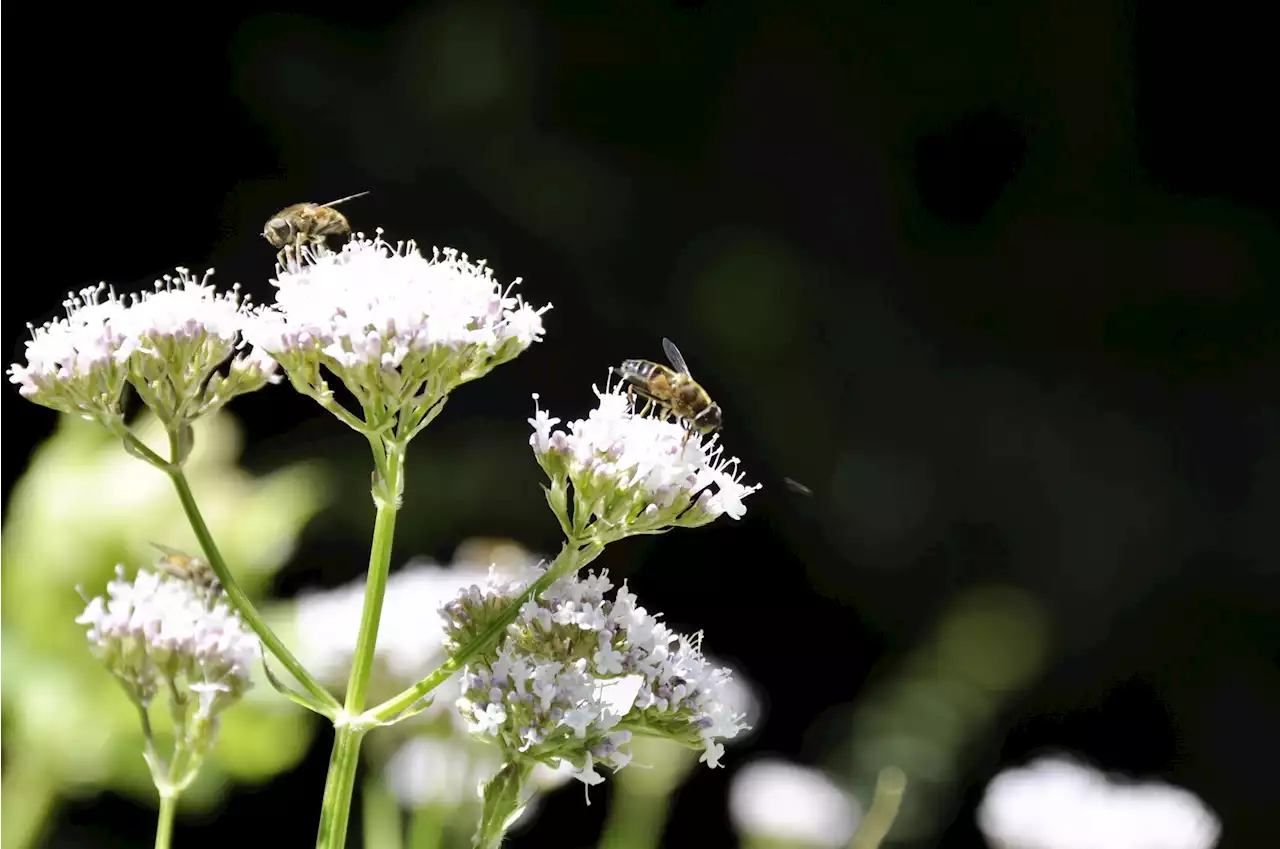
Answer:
[292,542,544,716]
[729,759,861,848]
[442,565,750,801]
[529,383,759,539]
[246,232,550,435]
[9,270,275,428]
[383,735,503,809]
[977,755,1222,849]
[76,565,257,742]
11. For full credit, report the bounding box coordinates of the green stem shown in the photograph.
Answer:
[849,767,907,849]
[362,774,405,849]
[315,440,406,849]
[407,805,446,849]
[315,725,367,849]
[343,441,404,712]
[364,538,603,724]
[597,788,670,849]
[154,793,178,849]
[167,468,340,714]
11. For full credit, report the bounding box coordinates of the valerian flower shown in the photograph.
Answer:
[729,760,861,848]
[442,565,749,803]
[8,270,276,434]
[977,755,1222,849]
[245,231,550,438]
[530,382,760,540]
[76,566,257,783]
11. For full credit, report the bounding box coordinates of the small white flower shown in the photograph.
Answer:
[470,703,508,736]
[571,753,607,805]
[10,270,270,427]
[729,759,861,848]
[528,394,561,454]
[977,755,1222,849]
[245,232,550,433]
[593,646,625,675]
[528,380,759,538]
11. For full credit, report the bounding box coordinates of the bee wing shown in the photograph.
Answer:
[319,190,370,208]
[784,477,814,497]
[662,337,692,375]
[149,541,188,558]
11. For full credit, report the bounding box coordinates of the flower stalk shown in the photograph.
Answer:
[168,460,339,715]
[314,439,407,849]
[154,794,178,849]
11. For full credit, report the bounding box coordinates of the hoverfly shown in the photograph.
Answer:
[616,337,723,446]
[151,543,222,607]
[262,191,369,264]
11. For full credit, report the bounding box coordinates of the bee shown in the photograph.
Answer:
[616,337,723,445]
[151,543,221,605]
[262,191,370,264]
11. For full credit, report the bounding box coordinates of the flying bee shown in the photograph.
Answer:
[262,191,370,264]
[151,543,222,606]
[616,337,723,446]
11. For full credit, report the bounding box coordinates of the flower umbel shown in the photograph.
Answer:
[246,232,551,439]
[530,382,760,539]
[442,565,749,805]
[8,270,277,434]
[77,565,258,794]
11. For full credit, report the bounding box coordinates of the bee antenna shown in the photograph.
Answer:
[320,191,371,208]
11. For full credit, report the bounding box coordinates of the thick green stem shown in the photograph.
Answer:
[315,725,367,849]
[365,538,603,724]
[315,441,406,849]
[154,793,178,849]
[597,789,671,849]
[168,468,340,714]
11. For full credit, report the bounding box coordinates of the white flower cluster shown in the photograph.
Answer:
[246,232,550,432]
[76,566,257,723]
[442,566,749,797]
[9,270,277,426]
[729,760,862,848]
[529,384,759,539]
[977,755,1222,849]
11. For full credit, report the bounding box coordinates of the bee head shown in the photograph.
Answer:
[263,216,296,248]
[694,403,722,433]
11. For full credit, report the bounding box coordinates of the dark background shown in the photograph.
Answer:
[4,0,1277,847]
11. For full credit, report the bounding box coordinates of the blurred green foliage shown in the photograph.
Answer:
[1,412,331,849]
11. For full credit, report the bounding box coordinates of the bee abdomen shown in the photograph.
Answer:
[619,359,659,380]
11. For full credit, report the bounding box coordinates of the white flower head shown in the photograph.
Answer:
[9,270,274,429]
[529,380,760,539]
[382,735,503,809]
[977,755,1222,849]
[442,566,750,803]
[76,565,258,752]
[729,759,862,848]
[245,231,550,436]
